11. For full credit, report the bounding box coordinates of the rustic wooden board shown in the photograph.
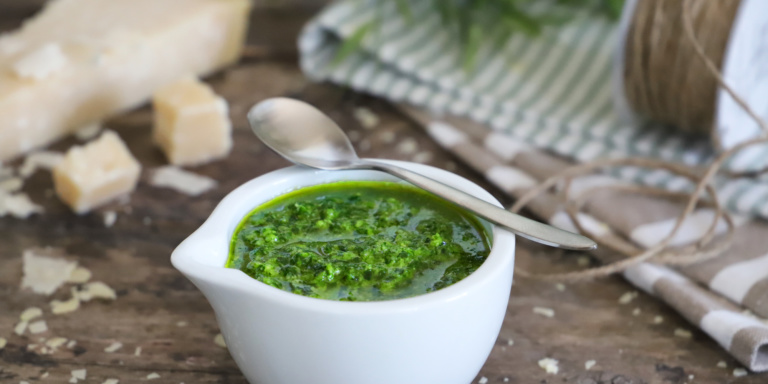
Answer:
[1,1,766,383]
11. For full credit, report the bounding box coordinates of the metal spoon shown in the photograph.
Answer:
[247,98,597,251]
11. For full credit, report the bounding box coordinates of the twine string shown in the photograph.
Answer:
[514,0,768,282]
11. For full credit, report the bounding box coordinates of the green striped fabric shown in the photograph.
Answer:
[299,1,768,220]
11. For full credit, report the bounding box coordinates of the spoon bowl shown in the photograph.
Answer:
[248,97,597,251]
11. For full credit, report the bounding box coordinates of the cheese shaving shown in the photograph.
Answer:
[29,320,48,334]
[353,107,379,129]
[717,361,727,368]
[76,281,116,301]
[618,291,639,305]
[68,267,92,283]
[75,123,103,141]
[19,151,64,178]
[67,340,77,349]
[51,293,81,314]
[533,307,555,318]
[538,358,559,374]
[134,346,142,356]
[14,321,28,335]
[674,328,693,338]
[733,368,748,377]
[0,177,23,192]
[20,307,43,321]
[396,138,418,155]
[71,369,87,380]
[146,373,161,380]
[585,360,596,370]
[21,250,77,295]
[46,337,68,349]
[103,211,117,228]
[0,337,6,349]
[478,377,488,384]
[653,316,664,324]
[149,166,217,196]
[0,191,43,218]
[102,379,119,384]
[104,341,123,353]
[214,333,227,348]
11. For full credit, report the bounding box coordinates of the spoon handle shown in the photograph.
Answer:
[362,160,597,251]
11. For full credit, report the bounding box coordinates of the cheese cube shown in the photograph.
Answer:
[0,0,251,161]
[53,131,140,214]
[152,78,232,166]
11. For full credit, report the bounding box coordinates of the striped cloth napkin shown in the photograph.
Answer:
[298,1,768,371]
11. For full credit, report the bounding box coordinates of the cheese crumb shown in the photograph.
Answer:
[214,333,227,348]
[134,346,142,356]
[733,368,748,377]
[149,166,217,196]
[577,256,590,266]
[533,307,555,318]
[41,372,49,379]
[19,151,64,178]
[146,373,160,380]
[0,192,44,218]
[20,307,43,321]
[397,138,418,155]
[20,381,29,384]
[353,107,379,129]
[76,281,117,301]
[13,43,67,80]
[75,123,102,141]
[67,340,77,349]
[538,358,559,374]
[51,293,80,314]
[412,151,433,164]
[21,250,78,295]
[632,308,641,316]
[717,361,727,368]
[71,369,87,381]
[478,377,488,384]
[507,339,514,346]
[0,177,23,192]
[379,130,396,144]
[68,267,92,283]
[585,360,596,370]
[14,321,28,335]
[176,321,188,327]
[102,379,119,384]
[674,328,692,338]
[46,337,68,349]
[104,341,123,353]
[555,283,566,292]
[103,211,117,228]
[29,320,48,334]
[653,316,664,324]
[618,291,638,305]
[0,337,6,349]
[503,378,509,383]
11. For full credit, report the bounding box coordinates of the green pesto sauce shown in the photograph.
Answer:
[227,181,491,301]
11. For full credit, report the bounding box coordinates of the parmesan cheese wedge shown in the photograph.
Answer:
[0,0,251,161]
[53,131,140,213]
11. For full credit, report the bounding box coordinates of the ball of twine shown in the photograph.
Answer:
[515,0,768,282]
[622,0,740,140]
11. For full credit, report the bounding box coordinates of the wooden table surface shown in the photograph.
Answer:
[1,1,766,383]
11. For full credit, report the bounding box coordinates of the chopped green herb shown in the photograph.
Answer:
[228,181,490,301]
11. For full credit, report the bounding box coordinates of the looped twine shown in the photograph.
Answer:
[514,0,768,283]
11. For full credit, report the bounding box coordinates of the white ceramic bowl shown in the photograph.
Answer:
[172,160,516,384]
